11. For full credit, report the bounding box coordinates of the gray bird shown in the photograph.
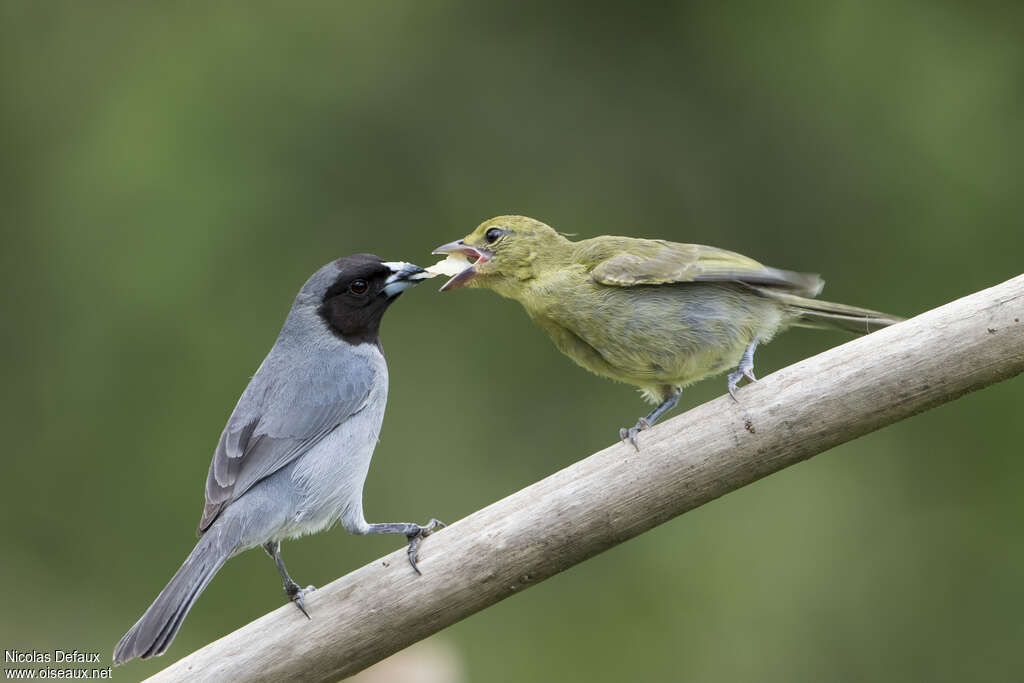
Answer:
[114,254,441,666]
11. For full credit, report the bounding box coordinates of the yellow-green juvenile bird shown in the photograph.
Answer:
[433,215,903,447]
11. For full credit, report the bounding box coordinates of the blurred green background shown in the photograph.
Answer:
[2,1,1022,681]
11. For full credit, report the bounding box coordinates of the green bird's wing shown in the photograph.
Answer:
[578,237,824,296]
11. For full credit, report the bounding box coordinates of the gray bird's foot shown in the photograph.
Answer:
[285,582,317,619]
[406,519,446,575]
[619,418,651,451]
[365,518,446,574]
[264,540,315,618]
[727,339,760,400]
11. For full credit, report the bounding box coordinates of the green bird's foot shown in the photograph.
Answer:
[727,367,757,399]
[620,419,651,450]
[620,388,683,450]
[727,339,759,400]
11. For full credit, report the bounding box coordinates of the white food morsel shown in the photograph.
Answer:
[423,253,474,278]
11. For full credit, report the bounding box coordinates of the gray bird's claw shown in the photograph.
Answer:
[406,519,446,575]
[620,418,651,451]
[285,583,317,619]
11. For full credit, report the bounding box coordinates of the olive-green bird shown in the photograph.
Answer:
[433,215,903,447]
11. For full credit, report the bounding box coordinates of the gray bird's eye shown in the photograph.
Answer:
[485,227,504,243]
[349,279,368,294]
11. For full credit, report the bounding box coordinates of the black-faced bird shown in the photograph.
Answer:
[431,216,902,447]
[114,255,442,665]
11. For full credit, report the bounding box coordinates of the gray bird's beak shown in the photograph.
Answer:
[382,261,429,298]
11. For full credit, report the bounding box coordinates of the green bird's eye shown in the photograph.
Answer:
[485,227,504,243]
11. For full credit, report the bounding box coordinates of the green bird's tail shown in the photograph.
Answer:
[756,288,904,335]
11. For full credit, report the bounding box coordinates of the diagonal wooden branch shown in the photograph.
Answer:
[145,275,1024,683]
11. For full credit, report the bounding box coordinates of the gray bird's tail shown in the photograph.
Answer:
[113,527,234,665]
[757,289,904,334]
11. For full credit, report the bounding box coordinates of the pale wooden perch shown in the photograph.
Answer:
[146,275,1024,683]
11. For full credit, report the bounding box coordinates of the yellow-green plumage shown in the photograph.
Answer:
[438,215,902,442]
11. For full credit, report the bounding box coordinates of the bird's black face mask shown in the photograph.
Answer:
[318,254,426,346]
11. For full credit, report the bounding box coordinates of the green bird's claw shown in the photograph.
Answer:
[620,419,650,450]
[620,388,683,450]
[727,339,760,400]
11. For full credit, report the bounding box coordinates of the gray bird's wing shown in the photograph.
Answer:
[579,237,824,297]
[197,351,377,534]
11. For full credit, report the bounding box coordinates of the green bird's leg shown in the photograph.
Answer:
[620,387,683,450]
[727,338,759,400]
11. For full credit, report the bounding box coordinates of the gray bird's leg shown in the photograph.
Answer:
[620,387,683,450]
[727,338,760,400]
[363,519,446,575]
[263,540,316,619]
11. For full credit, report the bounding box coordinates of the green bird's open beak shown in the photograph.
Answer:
[431,240,492,291]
